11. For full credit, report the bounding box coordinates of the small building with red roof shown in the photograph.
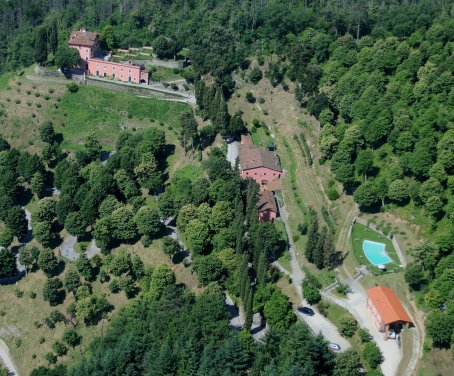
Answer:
[366,286,413,333]
[257,190,278,222]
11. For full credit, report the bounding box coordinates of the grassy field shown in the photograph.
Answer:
[170,164,204,182]
[351,223,402,273]
[149,66,184,82]
[46,85,188,151]
[0,72,190,153]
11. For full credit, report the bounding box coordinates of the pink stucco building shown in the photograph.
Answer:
[87,59,149,84]
[68,29,149,84]
[238,134,283,191]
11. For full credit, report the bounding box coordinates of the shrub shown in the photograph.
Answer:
[338,315,357,337]
[335,283,349,296]
[44,352,57,364]
[44,95,50,100]
[52,341,67,356]
[66,83,79,93]
[27,101,32,106]
[297,223,308,235]
[358,327,372,343]
[26,90,31,95]
[39,336,45,344]
[14,289,23,298]
[363,342,384,369]
[257,56,265,66]
[302,284,321,304]
[15,99,21,104]
[36,103,42,108]
[48,88,54,94]
[258,97,265,104]
[327,188,340,201]
[162,82,169,88]
[63,328,80,347]
[245,92,256,103]
[171,83,178,90]
[109,279,120,293]
[249,67,263,84]
[17,81,22,86]
[28,291,37,299]
[34,92,40,97]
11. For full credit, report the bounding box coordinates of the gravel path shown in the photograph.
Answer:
[59,235,78,261]
[226,140,239,168]
[0,339,19,375]
[324,278,403,376]
[279,205,351,351]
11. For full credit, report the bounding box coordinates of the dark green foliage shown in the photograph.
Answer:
[55,46,80,69]
[363,342,383,369]
[192,254,225,286]
[63,328,80,348]
[249,67,263,84]
[37,248,59,276]
[43,278,65,306]
[0,248,17,278]
[18,246,39,272]
[263,289,296,334]
[5,206,28,239]
[35,26,48,64]
[338,315,357,338]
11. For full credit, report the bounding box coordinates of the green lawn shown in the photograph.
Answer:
[149,66,183,82]
[170,164,204,182]
[351,222,402,273]
[46,85,188,151]
[0,72,15,90]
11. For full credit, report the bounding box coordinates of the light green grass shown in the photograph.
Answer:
[0,72,15,90]
[351,223,402,273]
[46,85,188,151]
[150,66,183,82]
[170,164,204,182]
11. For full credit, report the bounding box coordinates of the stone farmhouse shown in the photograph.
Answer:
[68,29,150,84]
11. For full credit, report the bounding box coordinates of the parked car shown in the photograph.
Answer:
[329,343,341,351]
[297,306,315,316]
[388,329,397,339]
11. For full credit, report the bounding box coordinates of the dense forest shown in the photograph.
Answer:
[1,0,454,374]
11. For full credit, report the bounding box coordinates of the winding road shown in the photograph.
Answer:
[0,339,19,375]
[279,204,351,351]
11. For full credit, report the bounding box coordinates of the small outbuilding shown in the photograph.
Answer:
[257,190,278,222]
[366,286,413,333]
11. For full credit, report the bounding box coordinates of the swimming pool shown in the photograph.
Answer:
[363,240,392,266]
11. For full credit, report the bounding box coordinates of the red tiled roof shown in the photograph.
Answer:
[257,190,278,213]
[367,286,412,325]
[239,144,282,172]
[68,30,99,47]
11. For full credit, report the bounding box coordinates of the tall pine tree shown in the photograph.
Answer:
[314,226,327,269]
[323,228,336,269]
[244,288,253,330]
[256,250,267,286]
[305,215,319,263]
[35,26,48,65]
[49,18,58,55]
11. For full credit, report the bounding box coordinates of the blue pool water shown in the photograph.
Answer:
[363,240,392,265]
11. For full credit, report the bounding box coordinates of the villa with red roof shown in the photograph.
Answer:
[238,134,283,191]
[68,29,149,84]
[366,286,413,333]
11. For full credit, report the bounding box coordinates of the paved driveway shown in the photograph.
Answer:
[226,141,239,168]
[325,278,403,376]
[279,206,351,351]
[0,339,19,375]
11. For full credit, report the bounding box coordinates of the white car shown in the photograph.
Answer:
[329,343,341,351]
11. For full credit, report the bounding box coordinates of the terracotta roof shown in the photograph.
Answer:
[257,190,278,213]
[367,286,412,325]
[239,144,282,172]
[241,134,253,145]
[68,30,99,47]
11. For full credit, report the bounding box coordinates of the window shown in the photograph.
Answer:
[112,74,116,79]
[128,76,131,82]
[262,180,268,186]
[96,71,99,76]
[121,74,123,78]
[103,72,106,77]
[121,68,123,71]
[113,67,115,71]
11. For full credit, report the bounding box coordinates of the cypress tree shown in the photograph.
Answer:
[239,255,249,300]
[305,215,319,263]
[256,250,267,286]
[323,228,336,269]
[49,18,58,55]
[244,287,253,330]
[35,26,48,65]
[314,226,327,269]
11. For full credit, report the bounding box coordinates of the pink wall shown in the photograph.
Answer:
[87,59,146,83]
[259,210,277,222]
[241,167,282,191]
[367,297,386,331]
[69,43,98,62]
